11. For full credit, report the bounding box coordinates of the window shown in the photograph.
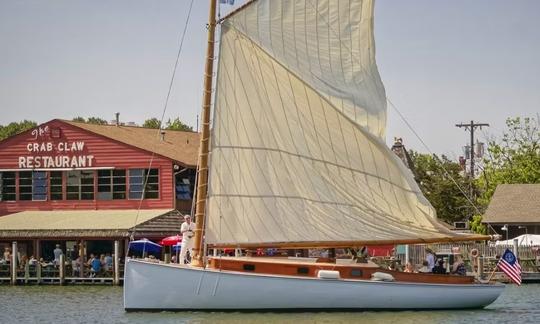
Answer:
[242,264,256,271]
[0,172,16,201]
[128,169,144,199]
[50,171,63,200]
[67,170,94,200]
[176,178,192,200]
[18,171,47,201]
[19,171,33,201]
[350,269,363,277]
[98,169,126,200]
[50,127,61,138]
[32,171,48,201]
[112,170,127,199]
[129,169,159,199]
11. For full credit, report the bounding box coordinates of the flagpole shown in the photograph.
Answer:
[486,266,498,282]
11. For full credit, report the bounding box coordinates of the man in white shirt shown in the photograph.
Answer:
[179,215,196,264]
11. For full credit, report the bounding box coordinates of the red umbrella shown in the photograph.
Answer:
[160,235,182,246]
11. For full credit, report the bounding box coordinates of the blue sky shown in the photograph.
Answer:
[0,0,538,158]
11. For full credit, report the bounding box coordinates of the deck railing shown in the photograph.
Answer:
[396,242,540,272]
[0,260,124,285]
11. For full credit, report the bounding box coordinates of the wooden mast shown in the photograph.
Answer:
[191,0,218,268]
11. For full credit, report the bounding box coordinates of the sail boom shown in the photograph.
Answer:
[208,235,494,250]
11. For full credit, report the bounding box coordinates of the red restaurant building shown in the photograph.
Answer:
[0,119,199,264]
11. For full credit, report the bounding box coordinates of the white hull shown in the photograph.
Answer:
[123,259,504,311]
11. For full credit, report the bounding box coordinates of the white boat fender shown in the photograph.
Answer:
[317,270,341,279]
[371,272,395,282]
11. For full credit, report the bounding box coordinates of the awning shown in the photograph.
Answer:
[495,234,540,246]
[0,209,183,239]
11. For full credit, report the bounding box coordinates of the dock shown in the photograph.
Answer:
[492,271,540,284]
[0,276,122,285]
[0,246,123,285]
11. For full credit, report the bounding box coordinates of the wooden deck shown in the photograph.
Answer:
[0,262,124,285]
[208,256,476,284]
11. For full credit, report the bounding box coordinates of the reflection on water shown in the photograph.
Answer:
[1,284,539,323]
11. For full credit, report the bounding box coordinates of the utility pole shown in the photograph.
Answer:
[455,120,489,179]
[456,120,489,220]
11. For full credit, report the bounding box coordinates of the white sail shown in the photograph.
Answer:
[206,0,470,246]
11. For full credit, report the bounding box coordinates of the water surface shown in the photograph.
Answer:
[1,284,538,323]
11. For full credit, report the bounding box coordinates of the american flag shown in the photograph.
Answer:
[497,249,522,285]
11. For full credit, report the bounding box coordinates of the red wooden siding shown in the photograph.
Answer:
[0,120,176,215]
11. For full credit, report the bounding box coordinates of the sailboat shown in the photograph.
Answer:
[124,0,504,310]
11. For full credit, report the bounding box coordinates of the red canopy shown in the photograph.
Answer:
[160,235,182,246]
[368,245,395,257]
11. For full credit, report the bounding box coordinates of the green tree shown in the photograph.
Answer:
[0,120,37,141]
[469,215,487,235]
[476,116,540,207]
[86,117,108,125]
[143,117,193,132]
[164,117,193,132]
[409,151,473,224]
[466,117,540,234]
[72,116,108,125]
[142,118,162,129]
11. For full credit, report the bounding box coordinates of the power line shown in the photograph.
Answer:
[387,100,483,215]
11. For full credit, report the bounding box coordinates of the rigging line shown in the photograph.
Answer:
[158,0,196,128]
[386,98,484,217]
[130,0,196,237]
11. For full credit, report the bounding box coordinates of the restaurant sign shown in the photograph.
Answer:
[18,126,95,168]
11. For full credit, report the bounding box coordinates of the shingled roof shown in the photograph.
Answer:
[483,184,540,224]
[0,209,182,239]
[63,120,200,167]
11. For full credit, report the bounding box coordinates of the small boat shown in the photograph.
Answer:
[124,0,504,311]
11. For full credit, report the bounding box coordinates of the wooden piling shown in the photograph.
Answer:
[37,239,41,255]
[11,241,17,285]
[113,240,120,286]
[79,240,85,279]
[36,263,42,284]
[59,254,65,285]
[24,263,29,284]
[478,256,484,279]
